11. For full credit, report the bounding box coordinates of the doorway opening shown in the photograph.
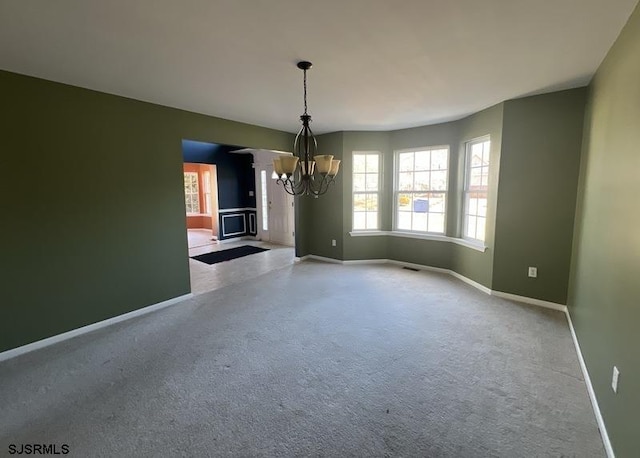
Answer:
[181,141,296,295]
[184,163,219,248]
[257,163,295,246]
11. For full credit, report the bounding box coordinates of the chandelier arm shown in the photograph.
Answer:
[317,175,331,195]
[306,124,318,154]
[303,174,325,197]
[291,176,308,195]
[283,178,296,195]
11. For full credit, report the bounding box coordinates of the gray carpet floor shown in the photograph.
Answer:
[0,262,603,457]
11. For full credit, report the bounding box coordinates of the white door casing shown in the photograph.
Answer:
[252,149,295,247]
[266,166,295,246]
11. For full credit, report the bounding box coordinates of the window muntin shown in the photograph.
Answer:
[184,172,200,214]
[394,147,448,234]
[463,138,490,242]
[352,152,380,231]
[203,171,212,214]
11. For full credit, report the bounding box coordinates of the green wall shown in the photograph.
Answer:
[307,106,504,289]
[568,2,640,455]
[342,131,392,260]
[493,89,587,303]
[2,11,637,451]
[0,70,293,353]
[390,120,461,238]
[452,104,504,286]
[303,92,586,301]
[306,131,345,259]
[294,194,311,258]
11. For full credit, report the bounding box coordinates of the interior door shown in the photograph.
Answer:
[266,167,295,246]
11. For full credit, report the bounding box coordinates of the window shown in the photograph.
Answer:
[463,137,491,242]
[203,171,212,214]
[183,172,200,214]
[352,152,380,230]
[395,147,448,234]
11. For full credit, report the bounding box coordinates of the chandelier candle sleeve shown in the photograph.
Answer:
[300,160,316,176]
[273,157,284,176]
[328,159,341,176]
[279,156,299,175]
[314,155,333,174]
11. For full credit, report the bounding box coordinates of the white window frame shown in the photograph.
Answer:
[203,170,212,214]
[462,135,491,243]
[352,151,382,231]
[184,171,200,214]
[393,145,450,235]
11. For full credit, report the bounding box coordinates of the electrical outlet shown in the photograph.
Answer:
[612,366,620,393]
[331,239,336,247]
[528,267,537,278]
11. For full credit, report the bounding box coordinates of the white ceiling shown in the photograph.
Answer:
[0,0,637,134]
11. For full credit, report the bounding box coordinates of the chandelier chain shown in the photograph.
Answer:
[303,68,308,115]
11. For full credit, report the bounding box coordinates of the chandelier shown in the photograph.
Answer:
[273,61,340,196]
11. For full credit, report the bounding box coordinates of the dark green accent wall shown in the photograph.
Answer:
[493,89,587,303]
[294,132,345,259]
[307,132,345,259]
[0,70,293,353]
[568,2,640,455]
[294,194,310,258]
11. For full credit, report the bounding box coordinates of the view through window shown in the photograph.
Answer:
[352,152,381,230]
[395,147,448,234]
[184,172,200,214]
[463,138,491,242]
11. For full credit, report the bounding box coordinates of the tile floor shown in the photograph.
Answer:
[187,229,295,295]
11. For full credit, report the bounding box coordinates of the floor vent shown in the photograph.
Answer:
[402,266,420,272]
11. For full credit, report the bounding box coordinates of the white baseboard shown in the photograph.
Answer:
[301,257,493,297]
[491,290,567,312]
[297,255,613,454]
[449,270,492,295]
[299,256,565,311]
[387,259,450,275]
[0,293,193,363]
[306,254,343,264]
[565,310,615,458]
[217,236,258,244]
[344,258,388,265]
[387,260,492,295]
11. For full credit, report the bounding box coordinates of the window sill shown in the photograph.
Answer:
[450,237,487,252]
[349,230,387,237]
[348,231,487,252]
